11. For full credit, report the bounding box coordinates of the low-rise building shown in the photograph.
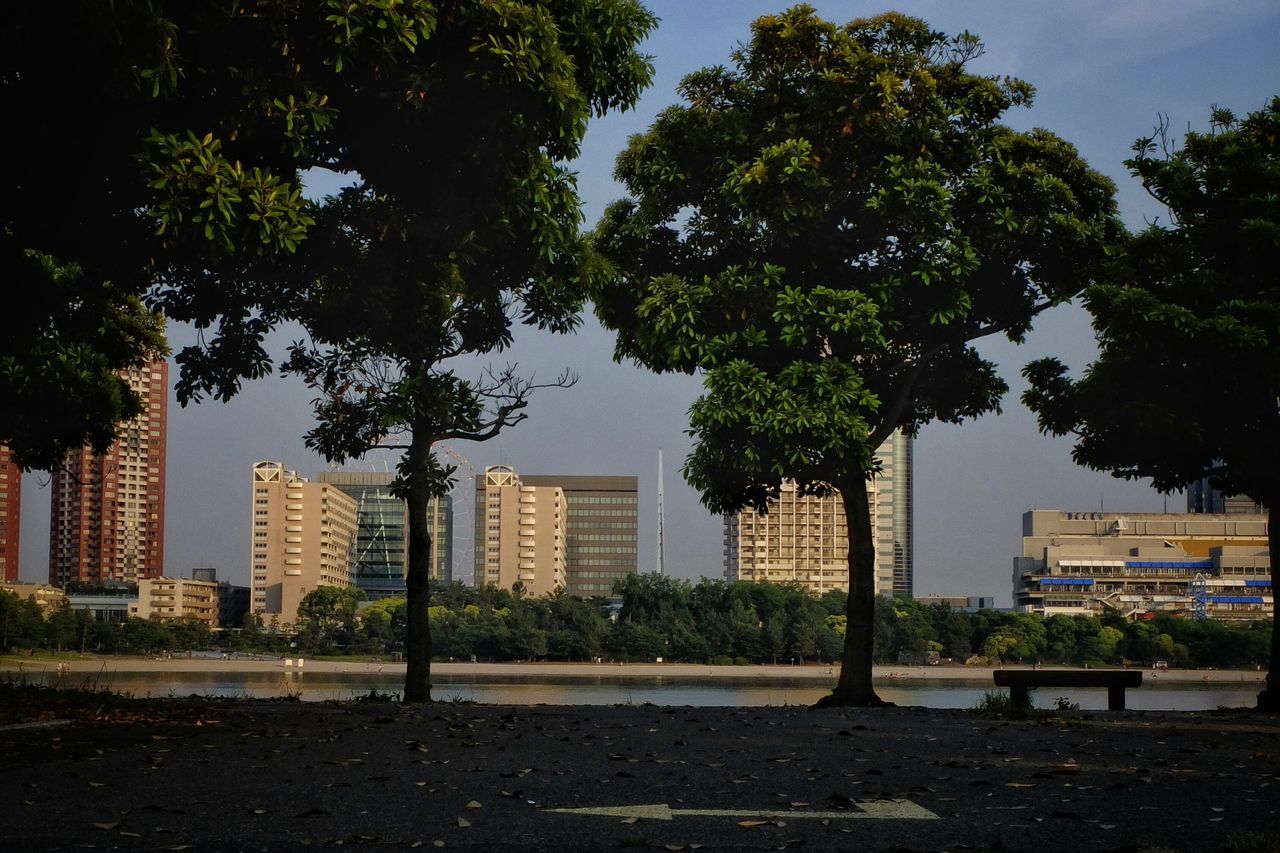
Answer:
[1013,510,1271,621]
[131,577,221,626]
[0,582,67,615]
[915,595,996,612]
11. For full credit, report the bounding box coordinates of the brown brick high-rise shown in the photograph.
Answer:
[0,444,19,582]
[49,360,168,585]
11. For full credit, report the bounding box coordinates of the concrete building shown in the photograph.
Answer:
[0,444,19,582]
[131,577,220,627]
[473,467,638,597]
[250,461,358,628]
[723,431,914,596]
[67,585,136,621]
[317,472,453,597]
[49,359,168,586]
[915,595,996,612]
[0,582,67,615]
[1013,510,1272,621]
[472,465,566,596]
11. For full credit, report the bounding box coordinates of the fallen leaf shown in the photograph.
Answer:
[465,800,481,809]
[620,817,638,825]
[1006,783,1036,788]
[252,809,268,815]
[739,820,769,828]
[92,822,120,831]
[456,817,470,828]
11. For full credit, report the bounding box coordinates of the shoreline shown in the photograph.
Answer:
[1,655,1266,684]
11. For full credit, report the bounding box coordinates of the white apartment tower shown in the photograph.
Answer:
[250,461,358,627]
[474,465,566,596]
[723,430,914,596]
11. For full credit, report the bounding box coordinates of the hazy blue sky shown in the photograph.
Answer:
[18,1,1280,603]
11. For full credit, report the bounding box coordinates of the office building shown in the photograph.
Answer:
[723,431,914,596]
[250,461,358,628]
[49,359,168,586]
[317,471,453,597]
[131,577,220,627]
[1013,510,1271,621]
[473,467,638,597]
[1186,476,1265,515]
[0,444,18,582]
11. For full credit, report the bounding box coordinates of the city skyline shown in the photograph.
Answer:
[12,1,1280,603]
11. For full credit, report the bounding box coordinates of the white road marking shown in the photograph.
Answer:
[550,800,939,821]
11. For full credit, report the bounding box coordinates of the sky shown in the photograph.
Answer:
[18,0,1280,604]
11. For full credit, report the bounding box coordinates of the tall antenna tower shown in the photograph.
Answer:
[656,449,666,575]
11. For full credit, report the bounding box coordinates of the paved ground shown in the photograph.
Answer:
[1,701,1278,852]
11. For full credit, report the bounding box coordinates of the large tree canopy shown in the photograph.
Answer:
[3,0,655,471]
[271,0,657,701]
[592,6,1119,705]
[1023,97,1280,710]
[5,0,656,701]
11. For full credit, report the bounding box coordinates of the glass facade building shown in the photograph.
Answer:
[318,472,453,599]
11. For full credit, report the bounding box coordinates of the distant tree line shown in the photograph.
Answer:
[2,581,1268,670]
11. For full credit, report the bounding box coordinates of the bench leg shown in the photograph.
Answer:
[1107,686,1126,711]
[1009,685,1031,710]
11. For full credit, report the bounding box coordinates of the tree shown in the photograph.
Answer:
[1023,97,1280,710]
[273,1,656,702]
[591,6,1119,704]
[298,585,367,633]
[2,2,322,469]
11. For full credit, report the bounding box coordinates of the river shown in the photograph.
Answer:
[48,669,1263,711]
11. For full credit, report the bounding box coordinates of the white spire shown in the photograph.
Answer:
[656,449,666,575]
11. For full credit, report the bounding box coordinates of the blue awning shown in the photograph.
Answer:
[1040,577,1094,586]
[1209,596,1266,604]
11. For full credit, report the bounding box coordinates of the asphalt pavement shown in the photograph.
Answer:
[1,701,1277,852]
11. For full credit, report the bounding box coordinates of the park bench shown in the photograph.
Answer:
[993,669,1143,711]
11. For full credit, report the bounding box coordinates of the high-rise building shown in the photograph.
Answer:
[250,461,358,627]
[49,360,169,586]
[1186,476,1265,515]
[472,465,566,597]
[317,471,453,597]
[473,467,638,597]
[879,430,914,596]
[1013,509,1271,621]
[0,444,19,582]
[723,431,914,596]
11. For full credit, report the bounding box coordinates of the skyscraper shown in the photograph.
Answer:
[250,461,358,627]
[473,467,638,597]
[0,444,19,582]
[49,360,169,586]
[317,471,453,598]
[723,430,914,596]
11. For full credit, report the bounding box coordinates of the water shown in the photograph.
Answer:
[51,670,1263,711]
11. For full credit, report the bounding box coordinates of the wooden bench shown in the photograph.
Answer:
[993,669,1143,711]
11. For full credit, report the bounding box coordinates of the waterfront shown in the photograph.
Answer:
[3,658,1265,710]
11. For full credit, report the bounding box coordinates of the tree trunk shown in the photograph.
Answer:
[402,426,435,703]
[1258,500,1279,712]
[822,477,886,707]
